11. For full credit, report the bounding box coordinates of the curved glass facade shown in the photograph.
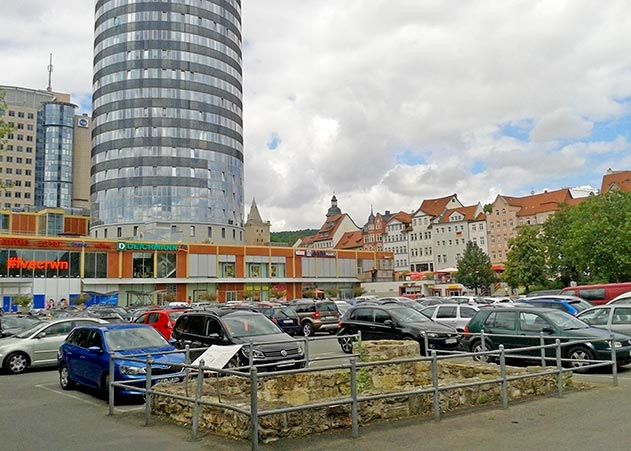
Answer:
[35,102,76,209]
[91,0,244,241]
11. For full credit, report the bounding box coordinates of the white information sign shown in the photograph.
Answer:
[192,344,243,369]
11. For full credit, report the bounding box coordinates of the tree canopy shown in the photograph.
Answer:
[456,241,496,294]
[503,226,547,293]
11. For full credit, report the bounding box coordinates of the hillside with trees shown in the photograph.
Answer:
[270,229,318,246]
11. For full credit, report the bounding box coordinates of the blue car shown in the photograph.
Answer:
[57,324,185,396]
[521,296,593,317]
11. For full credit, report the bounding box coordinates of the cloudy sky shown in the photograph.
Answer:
[1,1,630,231]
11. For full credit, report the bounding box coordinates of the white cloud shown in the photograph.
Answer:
[2,1,631,231]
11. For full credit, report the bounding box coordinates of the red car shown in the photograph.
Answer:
[133,309,187,340]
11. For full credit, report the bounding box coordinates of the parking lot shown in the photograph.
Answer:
[2,335,631,451]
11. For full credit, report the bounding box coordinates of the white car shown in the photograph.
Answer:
[480,297,514,306]
[334,300,351,315]
[608,292,631,305]
[419,304,480,331]
[449,296,483,306]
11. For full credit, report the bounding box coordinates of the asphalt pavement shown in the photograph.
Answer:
[2,336,631,451]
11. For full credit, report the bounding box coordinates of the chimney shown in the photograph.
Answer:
[385,210,391,215]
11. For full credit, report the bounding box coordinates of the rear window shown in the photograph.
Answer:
[273,307,297,319]
[168,312,184,321]
[436,306,457,318]
[484,311,517,330]
[317,302,338,313]
[578,289,606,301]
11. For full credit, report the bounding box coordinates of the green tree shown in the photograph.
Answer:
[456,241,495,294]
[483,203,493,214]
[542,205,582,286]
[503,226,548,294]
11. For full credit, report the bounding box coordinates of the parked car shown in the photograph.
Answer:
[172,310,305,370]
[528,289,561,297]
[0,317,105,374]
[293,299,340,336]
[417,297,450,307]
[577,305,631,336]
[58,324,185,396]
[521,296,593,316]
[133,309,188,340]
[479,297,514,306]
[334,300,351,316]
[348,296,378,306]
[560,283,631,306]
[608,291,631,305]
[449,296,484,305]
[254,303,301,336]
[419,304,479,332]
[0,315,42,338]
[337,305,459,354]
[463,306,631,368]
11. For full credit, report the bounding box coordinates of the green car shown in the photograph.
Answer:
[463,307,631,369]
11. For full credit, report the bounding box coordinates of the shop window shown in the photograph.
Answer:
[157,253,176,278]
[220,262,235,277]
[133,253,154,278]
[84,253,107,278]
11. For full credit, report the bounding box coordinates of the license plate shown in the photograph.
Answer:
[283,320,294,324]
[277,361,295,367]
[161,377,180,384]
[445,338,457,344]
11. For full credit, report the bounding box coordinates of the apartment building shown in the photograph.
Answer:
[383,212,412,272]
[432,204,486,271]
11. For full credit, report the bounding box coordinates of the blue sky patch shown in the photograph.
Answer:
[395,150,427,166]
[266,133,282,150]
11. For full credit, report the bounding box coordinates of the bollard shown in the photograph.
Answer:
[423,332,430,357]
[248,340,254,368]
[191,360,205,441]
[184,345,191,398]
[350,357,359,438]
[108,352,115,415]
[357,330,362,347]
[481,329,486,354]
[303,337,310,367]
[499,345,508,409]
[539,332,546,368]
[250,366,259,451]
[610,334,618,387]
[555,339,563,398]
[145,355,153,427]
[431,351,440,421]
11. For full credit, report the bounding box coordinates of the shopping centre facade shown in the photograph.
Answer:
[0,235,393,311]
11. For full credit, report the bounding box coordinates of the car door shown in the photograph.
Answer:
[350,308,376,340]
[435,306,458,329]
[133,312,149,325]
[31,320,76,366]
[80,330,107,388]
[146,312,163,337]
[64,329,88,381]
[372,308,399,340]
[458,306,478,331]
[610,307,631,336]
[518,311,558,358]
[578,308,611,330]
[482,311,519,350]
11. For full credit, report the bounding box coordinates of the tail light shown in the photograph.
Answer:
[167,321,174,329]
[463,326,470,337]
[312,311,321,320]
[338,321,345,329]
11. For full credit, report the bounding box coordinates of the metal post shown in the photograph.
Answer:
[481,329,486,354]
[184,345,191,397]
[499,345,508,409]
[248,340,254,368]
[191,360,205,441]
[423,332,429,357]
[216,372,222,403]
[250,366,259,451]
[539,332,546,368]
[431,351,440,421]
[555,339,563,398]
[303,337,310,367]
[108,352,115,415]
[144,355,153,427]
[357,330,362,347]
[610,334,618,387]
[350,357,359,438]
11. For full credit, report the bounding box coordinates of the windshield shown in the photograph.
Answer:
[317,302,338,313]
[389,308,431,323]
[1,316,41,330]
[105,327,168,351]
[14,322,49,338]
[544,311,589,330]
[272,307,297,319]
[570,300,592,312]
[223,315,282,338]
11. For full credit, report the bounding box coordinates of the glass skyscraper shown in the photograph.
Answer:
[91,0,244,243]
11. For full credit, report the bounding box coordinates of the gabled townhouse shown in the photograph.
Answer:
[383,212,412,272]
[297,195,361,249]
[362,208,394,251]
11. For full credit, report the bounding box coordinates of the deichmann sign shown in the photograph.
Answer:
[7,258,69,271]
[117,242,178,252]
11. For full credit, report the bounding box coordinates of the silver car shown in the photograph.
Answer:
[420,304,479,331]
[577,305,631,336]
[0,317,104,374]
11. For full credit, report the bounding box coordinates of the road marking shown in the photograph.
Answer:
[35,384,102,407]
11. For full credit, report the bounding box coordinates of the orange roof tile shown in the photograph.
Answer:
[417,194,457,217]
[502,189,573,217]
[601,170,631,194]
[439,205,485,223]
[386,211,412,225]
[335,231,364,250]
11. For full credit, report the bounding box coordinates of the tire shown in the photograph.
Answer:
[59,365,75,390]
[302,322,314,337]
[4,352,29,374]
[339,336,354,354]
[470,339,491,363]
[567,346,595,370]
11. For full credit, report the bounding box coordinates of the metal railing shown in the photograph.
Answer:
[108,331,621,451]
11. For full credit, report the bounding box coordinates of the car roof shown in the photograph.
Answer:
[76,323,149,331]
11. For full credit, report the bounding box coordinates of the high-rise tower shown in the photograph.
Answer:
[91,0,244,243]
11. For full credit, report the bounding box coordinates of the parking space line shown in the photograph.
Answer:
[34,384,103,407]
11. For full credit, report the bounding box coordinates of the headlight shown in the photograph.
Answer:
[296,344,304,355]
[426,333,438,338]
[614,341,622,349]
[241,348,265,359]
[120,365,146,375]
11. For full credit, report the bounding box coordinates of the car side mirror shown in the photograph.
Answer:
[384,319,395,328]
[542,327,555,335]
[36,332,47,339]
[207,333,221,340]
[88,346,102,353]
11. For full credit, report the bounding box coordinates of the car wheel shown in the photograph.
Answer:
[302,322,313,337]
[339,336,354,354]
[567,346,595,370]
[471,340,491,363]
[59,365,75,391]
[4,352,29,374]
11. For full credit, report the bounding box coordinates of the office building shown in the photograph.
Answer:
[91,0,245,243]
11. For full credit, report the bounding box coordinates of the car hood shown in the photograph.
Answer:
[113,346,184,366]
[561,327,631,342]
[407,321,457,334]
[231,333,299,350]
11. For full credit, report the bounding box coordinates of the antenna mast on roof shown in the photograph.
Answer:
[47,53,54,92]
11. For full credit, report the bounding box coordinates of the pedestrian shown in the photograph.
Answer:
[46,299,54,310]
[60,298,68,309]
[187,296,192,306]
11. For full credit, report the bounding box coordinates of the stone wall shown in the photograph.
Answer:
[152,340,577,443]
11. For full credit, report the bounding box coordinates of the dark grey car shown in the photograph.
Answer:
[172,310,305,370]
